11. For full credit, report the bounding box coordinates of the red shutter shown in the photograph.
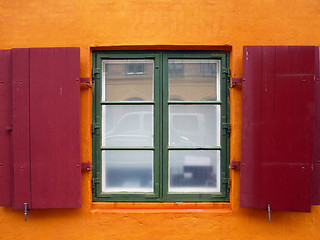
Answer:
[0,50,13,206]
[0,47,81,209]
[240,46,319,212]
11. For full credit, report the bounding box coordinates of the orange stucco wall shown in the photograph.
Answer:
[1,0,320,239]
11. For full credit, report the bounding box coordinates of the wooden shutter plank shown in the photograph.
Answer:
[12,48,31,209]
[312,47,320,205]
[240,46,262,208]
[30,48,81,208]
[0,50,13,207]
[258,46,277,209]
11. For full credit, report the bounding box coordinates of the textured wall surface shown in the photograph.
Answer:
[1,0,320,239]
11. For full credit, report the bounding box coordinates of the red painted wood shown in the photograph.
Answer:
[241,46,318,212]
[240,46,262,209]
[0,50,13,206]
[312,47,320,205]
[12,48,31,209]
[29,48,81,208]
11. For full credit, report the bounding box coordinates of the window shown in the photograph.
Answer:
[92,51,230,202]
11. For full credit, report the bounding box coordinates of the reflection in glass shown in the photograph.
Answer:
[169,105,220,147]
[169,150,220,193]
[102,105,154,147]
[168,59,220,101]
[102,59,154,101]
[102,150,153,193]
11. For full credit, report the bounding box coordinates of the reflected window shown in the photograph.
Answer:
[201,62,217,77]
[126,62,145,75]
[169,62,184,76]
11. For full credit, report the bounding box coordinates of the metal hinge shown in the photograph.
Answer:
[92,68,100,83]
[92,123,100,137]
[222,123,230,137]
[222,177,230,193]
[92,178,100,192]
[222,67,231,83]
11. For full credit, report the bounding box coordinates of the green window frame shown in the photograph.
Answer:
[92,51,230,202]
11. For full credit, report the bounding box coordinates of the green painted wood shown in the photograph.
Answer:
[92,50,230,202]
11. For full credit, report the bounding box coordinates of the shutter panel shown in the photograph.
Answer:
[0,50,13,206]
[0,47,81,209]
[240,46,319,212]
[29,48,81,208]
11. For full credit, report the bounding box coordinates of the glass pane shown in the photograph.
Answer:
[102,105,154,147]
[102,150,153,193]
[168,59,220,101]
[169,150,220,193]
[102,59,154,101]
[169,105,220,147]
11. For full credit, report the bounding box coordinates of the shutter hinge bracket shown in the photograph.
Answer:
[230,78,243,88]
[230,160,241,169]
[80,78,92,88]
[81,161,92,171]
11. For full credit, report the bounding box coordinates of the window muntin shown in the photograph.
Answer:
[93,51,229,202]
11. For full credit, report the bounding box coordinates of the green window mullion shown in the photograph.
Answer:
[161,53,170,199]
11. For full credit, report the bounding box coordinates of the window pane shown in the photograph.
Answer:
[169,105,220,147]
[169,150,220,193]
[102,105,154,147]
[168,59,220,101]
[102,150,153,193]
[102,59,154,101]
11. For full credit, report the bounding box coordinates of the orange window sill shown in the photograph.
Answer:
[90,202,232,213]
